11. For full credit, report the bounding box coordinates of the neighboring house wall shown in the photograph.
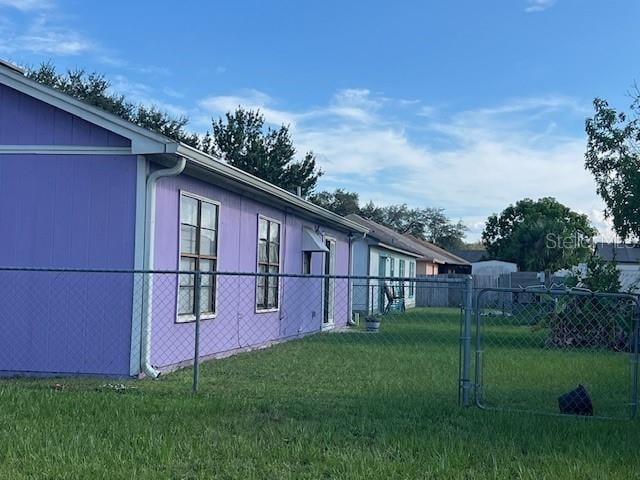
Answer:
[616,264,640,293]
[416,260,439,276]
[351,237,370,313]
[471,260,518,276]
[0,83,138,376]
[351,241,417,314]
[149,172,351,369]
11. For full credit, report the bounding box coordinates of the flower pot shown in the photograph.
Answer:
[365,317,381,332]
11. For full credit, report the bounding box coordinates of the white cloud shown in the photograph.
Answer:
[192,88,602,241]
[110,75,188,117]
[199,90,298,126]
[525,0,557,13]
[0,0,53,11]
[0,6,93,57]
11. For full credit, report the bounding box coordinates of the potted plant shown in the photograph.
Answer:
[365,315,381,332]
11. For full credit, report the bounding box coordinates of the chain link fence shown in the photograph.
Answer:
[3,267,639,420]
[0,268,470,406]
[474,286,640,419]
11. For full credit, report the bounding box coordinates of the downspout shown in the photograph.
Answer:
[141,156,187,378]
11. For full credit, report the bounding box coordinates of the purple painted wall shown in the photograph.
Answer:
[0,83,130,147]
[0,87,139,377]
[150,172,351,369]
[0,153,137,375]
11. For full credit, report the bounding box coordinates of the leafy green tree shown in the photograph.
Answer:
[360,203,467,249]
[309,192,467,250]
[307,189,360,216]
[482,197,597,271]
[585,93,640,241]
[210,108,323,195]
[566,255,621,293]
[28,64,322,195]
[26,63,200,147]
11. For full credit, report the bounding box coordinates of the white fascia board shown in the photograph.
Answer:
[0,68,176,154]
[175,143,369,235]
[376,242,422,258]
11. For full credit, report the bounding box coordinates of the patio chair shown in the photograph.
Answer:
[384,283,406,314]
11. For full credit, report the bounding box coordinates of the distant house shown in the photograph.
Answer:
[346,214,472,313]
[453,249,487,264]
[0,60,369,377]
[595,242,640,292]
[453,249,517,276]
[346,214,421,314]
[406,236,471,275]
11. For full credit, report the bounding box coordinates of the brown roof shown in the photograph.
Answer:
[346,214,470,265]
[403,234,470,266]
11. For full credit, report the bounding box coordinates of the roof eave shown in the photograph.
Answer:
[0,66,176,154]
[376,242,422,258]
[174,143,369,235]
[0,66,369,235]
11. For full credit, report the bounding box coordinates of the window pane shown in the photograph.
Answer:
[258,240,268,263]
[180,257,195,286]
[303,251,312,275]
[269,243,279,264]
[258,218,268,240]
[180,196,198,226]
[200,229,217,256]
[180,225,197,254]
[269,222,280,243]
[178,286,194,315]
[199,286,213,314]
[257,264,267,288]
[257,283,266,306]
[267,286,277,308]
[201,202,217,230]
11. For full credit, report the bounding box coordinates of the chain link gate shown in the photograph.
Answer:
[473,285,640,419]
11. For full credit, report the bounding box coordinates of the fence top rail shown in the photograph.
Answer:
[0,266,469,283]
[476,285,640,302]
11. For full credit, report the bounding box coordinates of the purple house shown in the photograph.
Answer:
[0,60,368,377]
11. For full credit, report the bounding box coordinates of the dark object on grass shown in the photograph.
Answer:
[558,384,593,416]
[365,316,381,332]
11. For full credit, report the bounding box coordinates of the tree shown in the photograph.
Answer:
[421,209,467,251]
[28,64,323,195]
[210,108,322,195]
[482,197,597,271]
[585,92,640,241]
[309,191,468,249]
[307,189,360,216]
[26,63,200,147]
[359,203,467,249]
[566,255,621,293]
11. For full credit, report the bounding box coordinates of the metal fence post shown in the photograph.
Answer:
[192,271,201,394]
[461,275,473,407]
[631,302,640,418]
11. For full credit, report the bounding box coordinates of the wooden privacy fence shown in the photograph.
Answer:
[415,272,549,308]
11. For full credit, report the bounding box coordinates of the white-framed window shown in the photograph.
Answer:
[256,216,281,311]
[178,192,219,321]
[398,258,405,296]
[409,261,415,297]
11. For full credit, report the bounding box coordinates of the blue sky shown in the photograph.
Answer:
[0,0,638,240]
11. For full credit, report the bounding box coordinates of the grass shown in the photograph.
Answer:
[0,307,639,479]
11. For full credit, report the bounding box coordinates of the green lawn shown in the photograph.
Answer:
[1,307,639,479]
